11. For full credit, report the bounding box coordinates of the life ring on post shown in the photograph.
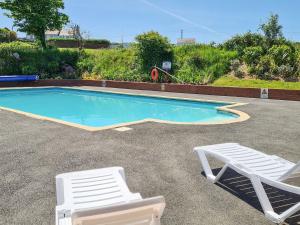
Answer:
[151,68,159,81]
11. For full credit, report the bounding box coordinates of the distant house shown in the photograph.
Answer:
[25,34,35,41]
[177,38,196,46]
[110,42,132,49]
[45,29,74,40]
[25,29,74,41]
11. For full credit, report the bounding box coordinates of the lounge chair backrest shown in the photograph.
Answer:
[71,196,165,225]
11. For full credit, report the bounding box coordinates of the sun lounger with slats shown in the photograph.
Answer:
[194,143,300,224]
[56,167,165,225]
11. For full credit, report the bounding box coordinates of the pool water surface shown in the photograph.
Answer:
[0,87,240,129]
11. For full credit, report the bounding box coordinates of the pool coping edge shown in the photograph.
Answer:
[0,86,250,131]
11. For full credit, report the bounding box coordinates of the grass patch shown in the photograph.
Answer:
[212,76,300,90]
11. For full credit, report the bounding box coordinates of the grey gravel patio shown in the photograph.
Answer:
[0,87,299,225]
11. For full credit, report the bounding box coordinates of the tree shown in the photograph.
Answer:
[222,32,264,56]
[69,23,90,50]
[135,31,173,74]
[0,27,17,42]
[0,0,69,49]
[260,14,284,46]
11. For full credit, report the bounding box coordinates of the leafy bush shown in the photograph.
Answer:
[173,45,237,84]
[135,31,173,74]
[79,48,144,81]
[222,14,300,81]
[243,46,264,66]
[0,28,17,42]
[253,55,275,80]
[222,32,265,56]
[230,59,245,78]
[243,44,300,80]
[0,41,79,78]
[268,45,296,66]
[267,45,299,80]
[295,42,300,50]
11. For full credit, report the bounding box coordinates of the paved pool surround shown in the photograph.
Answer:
[0,88,299,225]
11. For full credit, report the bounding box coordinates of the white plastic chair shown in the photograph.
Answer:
[194,143,300,224]
[56,167,165,225]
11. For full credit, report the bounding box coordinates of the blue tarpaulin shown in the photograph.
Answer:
[0,75,39,82]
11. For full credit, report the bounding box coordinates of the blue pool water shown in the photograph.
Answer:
[0,88,238,127]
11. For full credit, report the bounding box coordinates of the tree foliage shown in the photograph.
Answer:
[222,14,300,81]
[0,41,79,78]
[0,27,17,42]
[135,31,173,74]
[222,32,264,56]
[260,14,283,46]
[243,46,264,66]
[0,0,69,49]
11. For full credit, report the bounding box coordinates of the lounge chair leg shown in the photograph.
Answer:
[195,150,227,183]
[249,175,281,223]
[214,164,228,182]
[278,202,300,223]
[152,212,161,225]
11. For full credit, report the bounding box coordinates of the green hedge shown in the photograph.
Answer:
[0,41,80,79]
[48,38,110,49]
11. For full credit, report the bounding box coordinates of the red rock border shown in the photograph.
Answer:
[0,79,299,101]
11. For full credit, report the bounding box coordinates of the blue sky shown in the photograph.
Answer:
[1,0,300,43]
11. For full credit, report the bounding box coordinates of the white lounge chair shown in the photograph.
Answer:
[56,167,165,225]
[194,143,300,224]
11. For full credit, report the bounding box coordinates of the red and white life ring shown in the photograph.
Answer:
[151,68,159,81]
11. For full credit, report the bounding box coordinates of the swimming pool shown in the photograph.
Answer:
[0,87,246,130]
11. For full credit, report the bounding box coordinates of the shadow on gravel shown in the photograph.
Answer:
[201,168,300,225]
